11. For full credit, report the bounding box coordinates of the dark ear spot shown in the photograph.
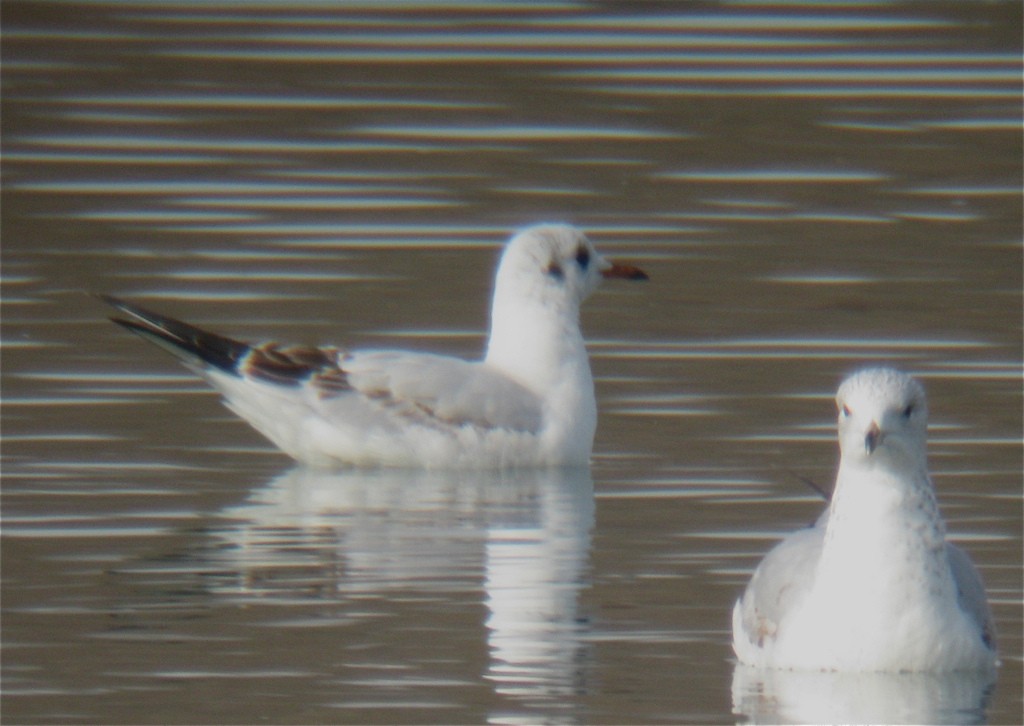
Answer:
[575,245,590,270]
[547,262,565,280]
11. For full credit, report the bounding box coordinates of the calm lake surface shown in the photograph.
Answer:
[2,1,1021,724]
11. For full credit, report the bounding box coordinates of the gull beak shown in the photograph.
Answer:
[865,421,883,454]
[601,260,648,281]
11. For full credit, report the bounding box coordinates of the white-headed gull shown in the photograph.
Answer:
[732,367,997,672]
[103,224,646,468]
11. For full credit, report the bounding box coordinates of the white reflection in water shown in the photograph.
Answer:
[59,93,498,110]
[483,468,594,716]
[731,663,995,725]
[213,466,594,718]
[595,336,993,362]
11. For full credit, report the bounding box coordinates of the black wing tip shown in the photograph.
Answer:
[101,294,250,377]
[98,293,168,324]
[108,315,144,334]
[97,293,137,317]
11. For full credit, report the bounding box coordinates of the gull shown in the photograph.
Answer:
[732,367,997,672]
[103,224,646,468]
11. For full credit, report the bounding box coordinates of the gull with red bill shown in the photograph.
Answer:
[103,223,646,468]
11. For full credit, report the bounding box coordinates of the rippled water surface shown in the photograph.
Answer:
[3,1,1021,724]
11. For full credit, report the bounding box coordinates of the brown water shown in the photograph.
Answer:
[2,2,1021,724]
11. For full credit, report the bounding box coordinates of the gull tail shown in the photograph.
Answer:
[101,294,250,376]
[101,295,348,393]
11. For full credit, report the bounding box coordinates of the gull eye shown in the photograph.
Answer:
[841,405,852,418]
[575,245,590,270]
[547,262,565,280]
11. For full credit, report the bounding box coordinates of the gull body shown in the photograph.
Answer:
[104,224,646,469]
[732,368,996,672]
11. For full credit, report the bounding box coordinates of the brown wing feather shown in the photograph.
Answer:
[241,343,350,398]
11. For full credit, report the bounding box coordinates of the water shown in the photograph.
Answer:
[2,1,1021,723]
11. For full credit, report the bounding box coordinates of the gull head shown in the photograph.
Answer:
[493,224,647,312]
[835,367,928,469]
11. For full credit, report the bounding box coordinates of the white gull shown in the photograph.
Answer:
[732,367,997,672]
[103,223,646,468]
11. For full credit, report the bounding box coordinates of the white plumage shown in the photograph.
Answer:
[732,367,997,672]
[104,224,646,468]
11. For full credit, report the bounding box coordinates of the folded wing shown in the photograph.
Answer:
[735,522,825,652]
[343,350,543,433]
[103,295,543,435]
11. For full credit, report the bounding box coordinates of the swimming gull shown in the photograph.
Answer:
[732,367,997,672]
[103,223,646,468]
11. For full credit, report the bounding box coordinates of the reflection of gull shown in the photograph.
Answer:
[731,663,995,725]
[217,467,533,590]
[484,467,594,722]
[103,224,645,467]
[212,466,594,719]
[733,368,997,672]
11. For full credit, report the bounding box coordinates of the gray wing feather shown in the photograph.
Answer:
[343,350,544,433]
[946,542,997,650]
[738,520,826,646]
